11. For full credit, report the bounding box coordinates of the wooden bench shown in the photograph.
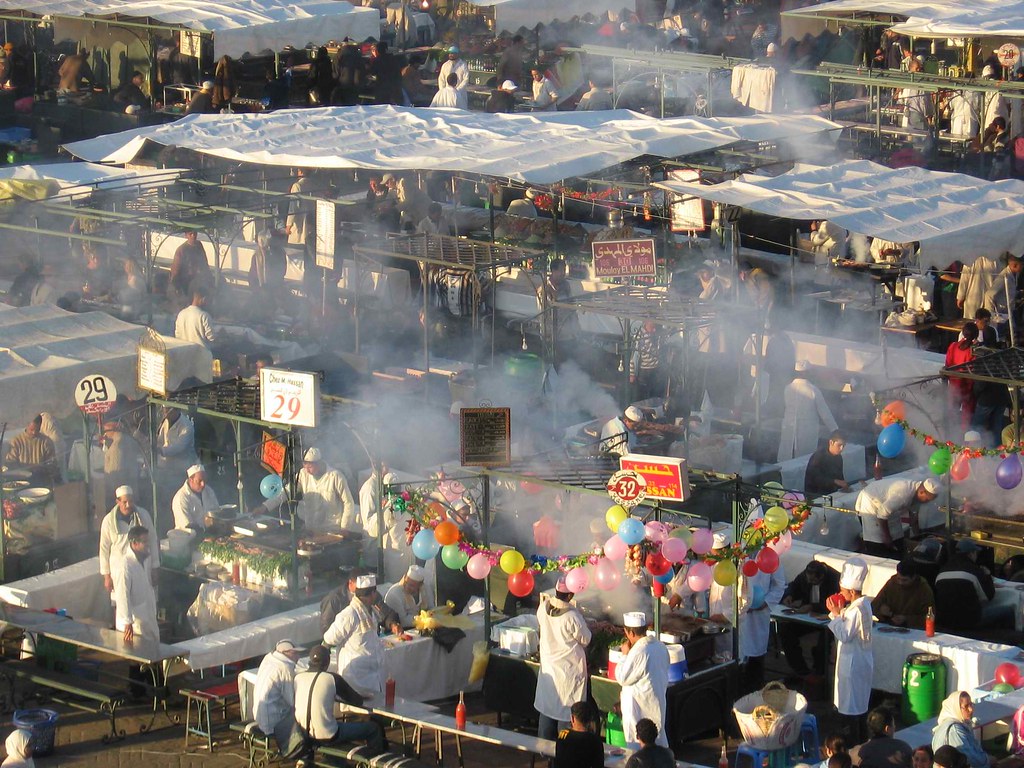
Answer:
[319,743,432,768]
[230,721,275,768]
[1,663,126,743]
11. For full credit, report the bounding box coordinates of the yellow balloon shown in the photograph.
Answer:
[764,506,789,534]
[605,505,628,533]
[713,559,737,587]
[500,549,525,575]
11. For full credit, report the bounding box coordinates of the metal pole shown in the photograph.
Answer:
[82,414,92,532]
[286,431,299,601]
[653,503,662,636]
[482,475,492,644]
[148,402,159,532]
[1005,276,1017,348]
[235,422,244,515]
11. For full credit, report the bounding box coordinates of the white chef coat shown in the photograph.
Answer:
[113,549,159,641]
[600,417,637,456]
[174,305,216,347]
[38,412,64,473]
[616,636,670,749]
[983,266,1020,318]
[709,567,787,661]
[323,596,384,696]
[869,239,913,264]
[958,256,998,320]
[901,87,928,129]
[383,581,433,628]
[810,221,848,264]
[854,477,919,544]
[534,595,591,722]
[156,414,197,470]
[531,77,558,111]
[984,91,1009,131]
[253,649,297,735]
[437,58,468,91]
[828,595,873,715]
[948,91,980,137]
[429,85,467,109]
[777,377,837,462]
[265,465,356,532]
[172,480,220,532]
[360,472,402,548]
[99,505,159,579]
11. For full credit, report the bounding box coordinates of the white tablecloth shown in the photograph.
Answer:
[0,556,110,623]
[872,629,1020,694]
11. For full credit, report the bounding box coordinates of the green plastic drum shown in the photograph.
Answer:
[504,353,543,382]
[606,712,626,747]
[902,653,947,725]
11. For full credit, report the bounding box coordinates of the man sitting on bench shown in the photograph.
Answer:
[293,645,384,768]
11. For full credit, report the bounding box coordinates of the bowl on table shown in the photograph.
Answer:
[17,488,52,507]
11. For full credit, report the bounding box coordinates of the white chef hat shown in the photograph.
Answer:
[624,405,644,422]
[839,557,868,591]
[115,485,133,498]
[922,477,941,495]
[623,611,647,628]
[766,42,777,54]
[303,447,322,462]
[186,464,205,478]
[964,430,982,444]
[355,573,377,589]
[712,531,732,549]
[406,565,425,582]
[276,638,304,654]
[383,471,398,485]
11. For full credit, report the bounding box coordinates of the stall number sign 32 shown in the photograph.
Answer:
[259,367,319,428]
[606,469,647,508]
[74,374,118,415]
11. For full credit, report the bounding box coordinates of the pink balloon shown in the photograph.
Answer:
[466,553,491,580]
[769,531,793,554]
[644,521,669,543]
[594,558,621,591]
[690,528,714,555]
[662,537,689,563]
[687,562,712,591]
[781,492,804,510]
[604,534,628,561]
[565,567,589,593]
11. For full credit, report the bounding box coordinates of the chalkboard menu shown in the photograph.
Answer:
[460,407,511,467]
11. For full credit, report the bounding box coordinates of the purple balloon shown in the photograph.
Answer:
[997,455,1023,490]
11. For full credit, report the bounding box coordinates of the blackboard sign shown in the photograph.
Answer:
[460,407,511,467]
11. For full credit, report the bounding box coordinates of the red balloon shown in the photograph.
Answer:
[755,547,780,574]
[508,569,535,598]
[645,552,671,577]
[741,559,760,577]
[996,663,1022,687]
[950,454,971,483]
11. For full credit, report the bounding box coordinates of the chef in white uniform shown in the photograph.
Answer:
[616,611,670,750]
[155,407,197,473]
[257,447,356,533]
[99,485,159,592]
[827,558,873,724]
[777,361,837,462]
[600,406,645,456]
[323,572,388,696]
[253,638,304,736]
[534,578,592,740]
[113,526,159,643]
[172,464,220,534]
[384,565,434,628]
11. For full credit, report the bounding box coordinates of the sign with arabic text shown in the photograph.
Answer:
[591,238,657,278]
[606,469,647,508]
[620,454,689,502]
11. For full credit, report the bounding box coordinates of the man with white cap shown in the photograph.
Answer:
[99,485,159,592]
[324,571,395,696]
[185,79,215,114]
[253,639,304,737]
[384,565,434,628]
[534,577,592,740]
[616,611,670,750]
[600,406,645,456]
[255,447,356,533]
[855,476,938,557]
[360,461,403,560]
[172,463,220,535]
[827,557,873,729]
[777,361,837,462]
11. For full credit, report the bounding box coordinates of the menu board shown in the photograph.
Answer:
[460,407,511,467]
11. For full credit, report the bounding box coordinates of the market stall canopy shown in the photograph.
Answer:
[0,163,184,201]
[654,159,1024,262]
[0,304,212,426]
[0,0,380,58]
[782,0,1024,38]
[459,0,629,34]
[63,106,842,185]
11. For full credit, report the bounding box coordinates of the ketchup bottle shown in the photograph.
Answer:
[925,606,936,637]
[455,691,467,730]
[385,677,396,707]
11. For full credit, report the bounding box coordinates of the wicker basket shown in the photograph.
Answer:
[761,681,790,712]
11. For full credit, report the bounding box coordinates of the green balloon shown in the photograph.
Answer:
[441,543,470,570]
[929,447,953,475]
[994,682,1015,694]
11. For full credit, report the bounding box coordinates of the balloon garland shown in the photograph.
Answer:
[874,398,1023,458]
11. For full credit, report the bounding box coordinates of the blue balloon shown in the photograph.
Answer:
[653,569,675,584]
[618,517,645,546]
[877,423,906,459]
[260,474,283,499]
[749,585,766,610]
[412,529,441,560]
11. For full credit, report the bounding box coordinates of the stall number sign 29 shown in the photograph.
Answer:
[259,367,320,428]
[74,374,118,415]
[606,469,647,508]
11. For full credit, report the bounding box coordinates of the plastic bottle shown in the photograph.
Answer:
[455,691,467,730]
[231,561,241,585]
[925,606,936,637]
[719,742,729,768]
[385,677,396,707]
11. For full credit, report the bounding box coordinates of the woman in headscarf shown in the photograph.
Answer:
[2,728,33,768]
[932,691,990,768]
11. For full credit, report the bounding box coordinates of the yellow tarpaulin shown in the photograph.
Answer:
[0,179,61,204]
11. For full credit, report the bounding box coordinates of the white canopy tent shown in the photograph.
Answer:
[63,106,842,185]
[654,159,1024,262]
[783,0,1024,38]
[0,163,185,199]
[0,0,381,58]
[459,0,629,34]
[0,305,212,427]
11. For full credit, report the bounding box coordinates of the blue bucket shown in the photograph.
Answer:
[13,709,58,756]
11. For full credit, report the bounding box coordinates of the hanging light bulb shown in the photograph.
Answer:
[618,359,624,372]
[819,512,829,537]
[521,334,528,351]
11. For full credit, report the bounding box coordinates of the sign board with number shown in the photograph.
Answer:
[315,199,336,270]
[261,431,287,475]
[606,469,648,508]
[259,367,320,428]
[137,346,168,396]
[74,374,118,415]
[591,239,657,278]
[997,43,1021,68]
[459,407,511,467]
[620,454,690,502]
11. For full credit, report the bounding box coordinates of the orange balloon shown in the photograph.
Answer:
[880,401,906,427]
[434,521,460,546]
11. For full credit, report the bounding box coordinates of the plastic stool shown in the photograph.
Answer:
[736,744,789,768]
[786,714,820,766]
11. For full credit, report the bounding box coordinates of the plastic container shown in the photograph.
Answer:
[606,712,626,747]
[667,643,688,683]
[13,709,58,756]
[902,653,947,725]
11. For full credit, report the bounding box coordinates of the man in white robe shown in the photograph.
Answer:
[616,611,669,750]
